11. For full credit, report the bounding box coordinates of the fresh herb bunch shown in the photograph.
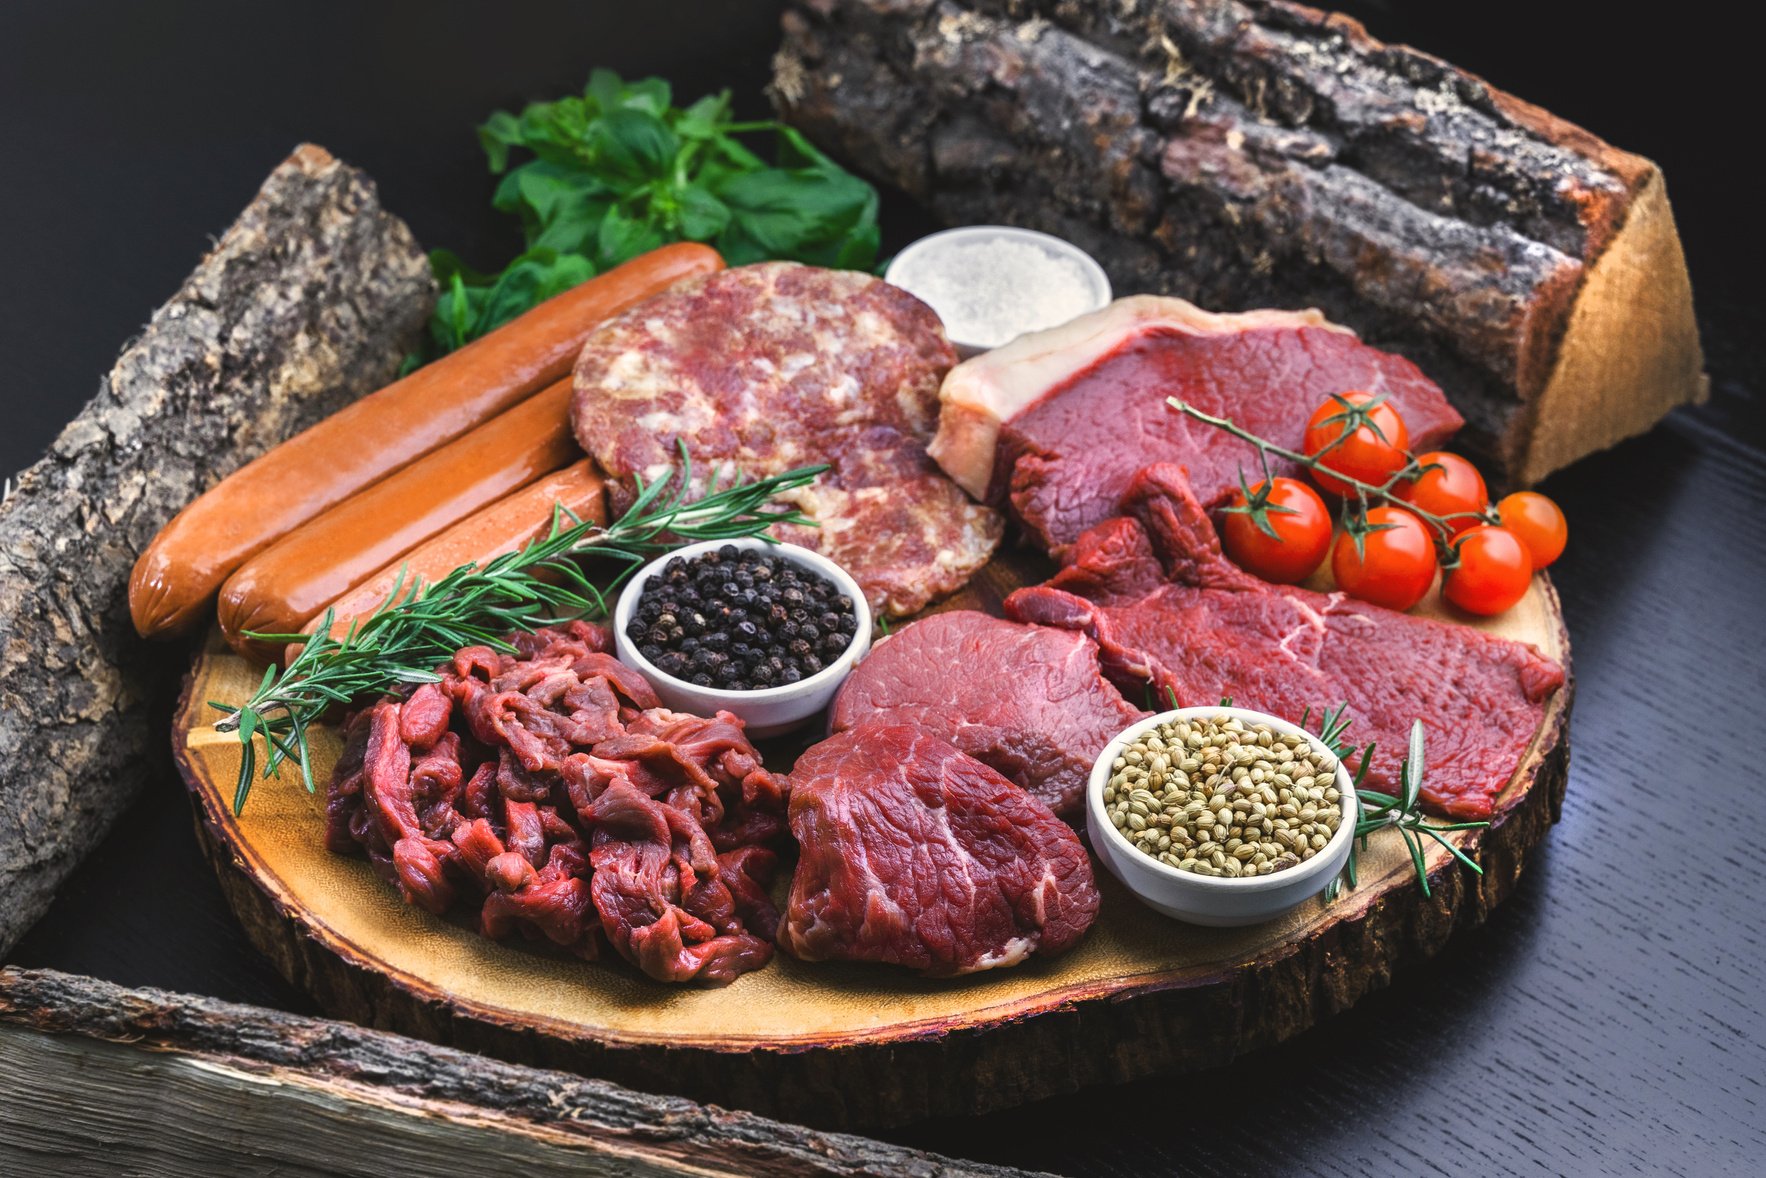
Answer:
[1302,706,1491,901]
[211,453,828,815]
[407,70,880,367]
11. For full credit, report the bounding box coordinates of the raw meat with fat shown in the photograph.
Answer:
[1005,465,1564,819]
[930,297,1463,557]
[778,725,1100,976]
[829,610,1146,818]
[572,262,1002,616]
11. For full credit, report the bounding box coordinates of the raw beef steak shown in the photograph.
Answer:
[778,724,1100,976]
[930,297,1463,557]
[572,262,1001,616]
[1005,465,1565,819]
[829,610,1146,818]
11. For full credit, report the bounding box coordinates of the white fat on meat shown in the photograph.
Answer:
[928,296,1346,500]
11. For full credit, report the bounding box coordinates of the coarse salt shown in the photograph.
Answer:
[889,236,1101,348]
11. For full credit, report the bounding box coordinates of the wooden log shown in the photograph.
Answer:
[0,967,1034,1178]
[773,0,1706,487]
[0,144,433,955]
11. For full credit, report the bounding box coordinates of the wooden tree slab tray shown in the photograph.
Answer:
[175,550,1571,1129]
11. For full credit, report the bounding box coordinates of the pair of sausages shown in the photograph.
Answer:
[130,242,722,641]
[285,459,608,665]
[218,379,581,660]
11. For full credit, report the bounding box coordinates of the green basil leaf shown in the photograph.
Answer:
[513,98,590,167]
[622,76,672,118]
[588,109,680,185]
[495,161,590,225]
[476,249,596,336]
[477,110,523,173]
[597,204,666,268]
[675,92,731,140]
[529,199,609,257]
[676,184,730,239]
[584,68,625,114]
[715,166,879,268]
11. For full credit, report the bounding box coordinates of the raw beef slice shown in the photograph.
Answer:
[572,261,1002,616]
[779,725,1099,976]
[930,297,1463,557]
[829,610,1146,818]
[1005,465,1564,820]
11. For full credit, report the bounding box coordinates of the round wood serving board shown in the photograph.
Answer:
[175,551,1571,1129]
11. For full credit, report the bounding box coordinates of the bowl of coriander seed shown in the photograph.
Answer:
[1087,706,1357,927]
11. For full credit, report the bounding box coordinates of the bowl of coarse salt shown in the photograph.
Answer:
[884,225,1112,357]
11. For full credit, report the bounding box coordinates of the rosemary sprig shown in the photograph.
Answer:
[1314,712,1490,901]
[210,450,828,814]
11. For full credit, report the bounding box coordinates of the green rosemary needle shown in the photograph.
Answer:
[1311,711,1491,902]
[210,451,828,815]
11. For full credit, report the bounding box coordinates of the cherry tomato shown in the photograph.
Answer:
[1395,452,1488,535]
[1331,506,1437,611]
[1221,477,1333,584]
[1496,491,1568,569]
[1303,392,1411,497]
[1443,525,1533,616]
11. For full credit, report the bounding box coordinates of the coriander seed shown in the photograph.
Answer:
[1103,713,1341,878]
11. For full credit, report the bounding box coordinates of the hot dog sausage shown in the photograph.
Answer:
[286,459,607,662]
[131,242,722,638]
[217,379,580,661]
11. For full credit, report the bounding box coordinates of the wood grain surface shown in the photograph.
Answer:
[172,551,1568,1127]
[3,2,1762,1174]
[0,967,1033,1178]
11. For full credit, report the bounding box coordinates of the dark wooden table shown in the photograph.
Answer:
[4,3,1761,1174]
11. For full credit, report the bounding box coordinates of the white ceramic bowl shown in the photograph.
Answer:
[1087,706,1357,927]
[883,225,1112,357]
[612,538,872,738]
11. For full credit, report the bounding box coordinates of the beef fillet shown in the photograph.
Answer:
[778,725,1100,976]
[829,610,1146,819]
[1006,465,1564,819]
[930,297,1461,558]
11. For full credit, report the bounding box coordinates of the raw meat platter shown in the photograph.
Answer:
[149,147,1575,1129]
[177,550,1569,1126]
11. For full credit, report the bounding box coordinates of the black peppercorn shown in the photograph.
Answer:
[632,547,857,693]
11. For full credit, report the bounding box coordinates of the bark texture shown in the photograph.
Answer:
[774,0,1705,484]
[0,144,433,955]
[0,967,1037,1178]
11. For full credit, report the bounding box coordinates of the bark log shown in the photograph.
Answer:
[774,0,1706,486]
[0,967,1036,1178]
[0,144,433,955]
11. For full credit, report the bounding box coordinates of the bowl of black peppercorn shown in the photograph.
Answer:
[612,538,872,736]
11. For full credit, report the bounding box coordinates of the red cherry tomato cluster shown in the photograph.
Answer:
[1217,391,1568,617]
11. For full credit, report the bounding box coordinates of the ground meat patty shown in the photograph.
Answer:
[571,262,1002,616]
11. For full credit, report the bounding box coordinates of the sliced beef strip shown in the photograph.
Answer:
[778,724,1100,977]
[324,621,790,986]
[930,297,1462,558]
[1005,464,1564,820]
[571,261,1002,616]
[828,610,1147,819]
